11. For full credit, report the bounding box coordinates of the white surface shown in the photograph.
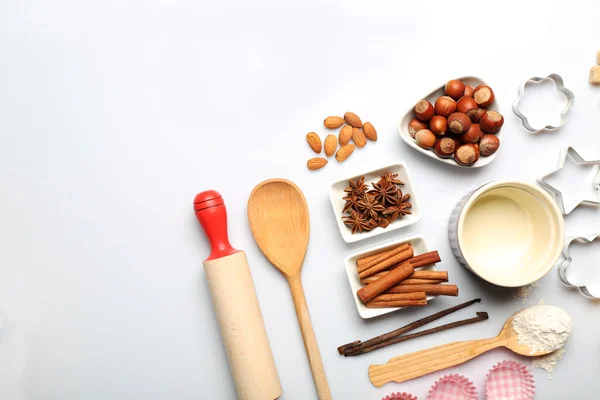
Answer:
[328,162,421,243]
[344,235,437,319]
[398,76,504,168]
[1,1,600,399]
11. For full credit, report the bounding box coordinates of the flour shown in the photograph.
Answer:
[511,305,571,355]
[533,348,566,379]
[513,281,539,304]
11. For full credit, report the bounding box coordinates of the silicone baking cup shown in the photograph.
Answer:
[382,392,418,400]
[485,360,535,400]
[427,374,477,400]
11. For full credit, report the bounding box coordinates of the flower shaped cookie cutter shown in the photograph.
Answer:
[512,73,574,133]
[537,146,600,214]
[556,234,600,298]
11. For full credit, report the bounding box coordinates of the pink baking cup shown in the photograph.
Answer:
[382,392,418,400]
[485,360,535,400]
[427,374,477,400]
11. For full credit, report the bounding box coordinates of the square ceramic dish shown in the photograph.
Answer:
[345,235,438,319]
[328,162,422,243]
[398,76,504,168]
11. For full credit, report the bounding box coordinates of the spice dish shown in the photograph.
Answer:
[398,76,504,168]
[329,163,422,243]
[345,235,437,319]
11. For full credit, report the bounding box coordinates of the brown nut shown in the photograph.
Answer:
[454,143,480,166]
[415,129,436,149]
[479,110,504,133]
[324,116,345,129]
[433,137,456,158]
[408,118,428,138]
[456,96,478,120]
[460,124,482,144]
[307,157,328,170]
[429,116,447,136]
[445,79,465,100]
[479,134,500,156]
[363,122,377,141]
[414,100,434,121]
[306,132,322,154]
[339,125,353,145]
[473,85,495,108]
[434,96,457,118]
[324,134,337,157]
[470,108,487,123]
[336,143,355,162]
[344,111,363,128]
[351,127,367,148]
[464,85,474,97]
[448,112,472,134]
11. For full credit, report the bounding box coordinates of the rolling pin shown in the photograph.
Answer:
[194,190,282,400]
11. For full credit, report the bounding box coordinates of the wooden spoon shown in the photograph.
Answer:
[369,306,565,387]
[248,178,332,400]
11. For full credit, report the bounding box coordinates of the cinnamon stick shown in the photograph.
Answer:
[357,261,414,303]
[358,247,414,279]
[359,250,440,280]
[357,244,411,272]
[365,299,427,308]
[361,270,448,284]
[337,298,482,355]
[386,284,459,296]
[369,292,427,302]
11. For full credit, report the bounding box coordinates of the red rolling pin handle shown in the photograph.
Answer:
[194,190,239,261]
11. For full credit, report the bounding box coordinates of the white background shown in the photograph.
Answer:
[1,0,599,399]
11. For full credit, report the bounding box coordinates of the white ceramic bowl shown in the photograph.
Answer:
[328,162,422,243]
[449,181,564,287]
[398,76,503,168]
[345,235,438,319]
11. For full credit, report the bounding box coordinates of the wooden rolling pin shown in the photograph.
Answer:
[194,190,282,400]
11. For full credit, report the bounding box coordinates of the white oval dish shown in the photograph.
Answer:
[398,76,503,168]
[345,235,437,319]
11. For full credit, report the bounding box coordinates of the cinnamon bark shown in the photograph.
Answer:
[369,292,427,302]
[357,262,414,303]
[358,247,414,279]
[365,299,427,308]
[386,284,458,296]
[356,244,411,272]
[361,270,448,284]
[358,250,440,280]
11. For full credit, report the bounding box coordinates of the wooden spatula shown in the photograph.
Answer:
[248,178,332,400]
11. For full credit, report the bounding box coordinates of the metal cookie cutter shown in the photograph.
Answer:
[557,234,600,298]
[512,73,575,133]
[537,146,600,214]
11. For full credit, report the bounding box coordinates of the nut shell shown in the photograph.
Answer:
[456,96,478,120]
[339,125,353,145]
[324,116,345,129]
[408,118,428,138]
[415,100,434,121]
[344,111,363,128]
[363,122,377,141]
[429,115,447,136]
[479,134,500,156]
[470,108,486,123]
[473,85,495,107]
[460,124,482,144]
[454,143,480,166]
[445,79,465,100]
[434,96,457,118]
[433,137,456,158]
[448,112,472,134]
[464,85,474,97]
[479,110,504,133]
[415,129,436,149]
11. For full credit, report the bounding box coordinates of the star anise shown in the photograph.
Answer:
[357,194,384,219]
[378,217,391,228]
[369,179,397,205]
[342,194,360,213]
[383,189,412,222]
[382,172,405,186]
[343,209,374,234]
[343,177,367,198]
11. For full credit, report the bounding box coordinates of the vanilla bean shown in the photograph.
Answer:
[344,312,489,356]
[337,298,481,355]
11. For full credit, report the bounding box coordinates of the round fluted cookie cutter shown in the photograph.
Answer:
[513,73,574,133]
[557,234,600,298]
[427,374,477,400]
[485,360,535,400]
[382,392,418,400]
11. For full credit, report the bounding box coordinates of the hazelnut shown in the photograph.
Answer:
[479,134,500,156]
[479,110,504,133]
[456,97,479,121]
[415,100,434,121]
[447,112,471,134]
[433,137,456,158]
[408,118,428,138]
[445,79,465,100]
[454,143,480,166]
[429,116,447,136]
[434,96,457,118]
[460,124,482,144]
[473,85,495,107]
[415,129,436,149]
[464,85,474,97]
[470,108,486,123]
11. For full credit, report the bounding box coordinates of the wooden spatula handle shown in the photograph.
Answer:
[369,336,503,387]
[288,277,332,400]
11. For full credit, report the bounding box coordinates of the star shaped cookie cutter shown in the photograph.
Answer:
[537,146,600,214]
[512,73,575,133]
[556,234,600,299]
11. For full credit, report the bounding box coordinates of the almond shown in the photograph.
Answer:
[324,116,345,129]
[306,132,322,154]
[339,125,353,145]
[335,144,355,162]
[324,134,337,157]
[344,111,363,128]
[307,157,328,170]
[363,122,377,141]
[352,127,367,148]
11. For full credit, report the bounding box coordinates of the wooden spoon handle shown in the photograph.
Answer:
[288,277,332,400]
[368,337,503,387]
